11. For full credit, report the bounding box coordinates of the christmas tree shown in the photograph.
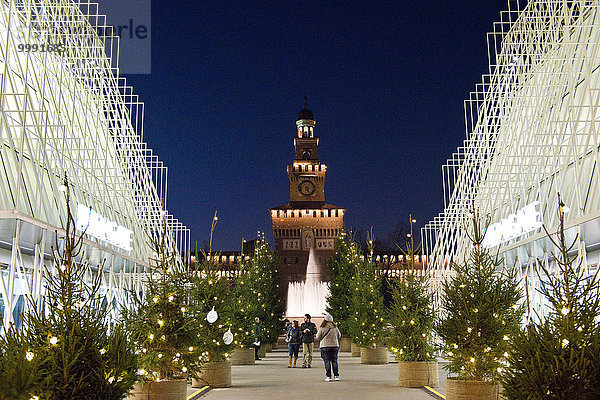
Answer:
[503,195,600,399]
[188,248,235,363]
[231,252,260,348]
[349,234,386,348]
[125,211,202,381]
[187,213,236,363]
[436,211,523,382]
[326,230,360,336]
[231,234,283,347]
[246,235,285,345]
[23,175,138,399]
[387,215,435,362]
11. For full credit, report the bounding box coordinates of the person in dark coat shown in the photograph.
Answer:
[286,320,302,368]
[300,313,317,368]
[253,317,262,360]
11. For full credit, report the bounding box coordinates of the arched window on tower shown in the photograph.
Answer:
[295,257,299,264]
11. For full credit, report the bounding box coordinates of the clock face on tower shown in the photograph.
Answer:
[298,180,316,197]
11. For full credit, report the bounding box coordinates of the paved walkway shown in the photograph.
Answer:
[198,349,445,400]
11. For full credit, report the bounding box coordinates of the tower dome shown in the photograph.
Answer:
[297,107,314,121]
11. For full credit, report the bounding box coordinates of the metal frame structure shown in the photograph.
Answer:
[422,0,600,319]
[0,0,190,328]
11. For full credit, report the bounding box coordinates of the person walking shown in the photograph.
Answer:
[300,313,317,368]
[253,317,262,361]
[315,314,341,382]
[286,320,302,368]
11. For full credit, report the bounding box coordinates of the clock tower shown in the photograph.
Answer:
[270,104,345,314]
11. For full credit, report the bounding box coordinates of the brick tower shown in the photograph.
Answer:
[269,103,345,315]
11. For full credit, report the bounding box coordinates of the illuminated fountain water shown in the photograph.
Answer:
[286,247,330,317]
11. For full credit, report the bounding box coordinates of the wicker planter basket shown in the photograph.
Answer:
[339,337,352,352]
[350,342,361,357]
[192,361,231,388]
[230,347,255,365]
[128,379,187,400]
[397,361,439,387]
[360,347,388,364]
[265,343,272,353]
[446,378,499,400]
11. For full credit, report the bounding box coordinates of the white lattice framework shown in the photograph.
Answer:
[0,0,190,328]
[422,0,600,318]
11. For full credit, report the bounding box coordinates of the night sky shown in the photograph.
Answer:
[125,0,510,250]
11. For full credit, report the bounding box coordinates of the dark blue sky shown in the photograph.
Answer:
[126,0,509,250]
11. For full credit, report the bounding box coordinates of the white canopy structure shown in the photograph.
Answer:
[0,1,190,328]
[423,0,600,320]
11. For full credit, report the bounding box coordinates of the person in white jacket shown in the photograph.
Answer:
[315,314,342,382]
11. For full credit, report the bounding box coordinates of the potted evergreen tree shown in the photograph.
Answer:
[229,251,260,365]
[126,212,202,399]
[229,234,283,363]
[503,195,600,399]
[249,236,285,355]
[188,248,235,388]
[326,230,360,352]
[15,175,138,399]
[436,212,523,400]
[387,215,438,387]
[349,234,388,364]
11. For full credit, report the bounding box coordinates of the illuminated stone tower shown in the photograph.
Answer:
[269,103,345,316]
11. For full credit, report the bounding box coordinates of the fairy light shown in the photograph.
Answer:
[25,351,34,361]
[49,336,58,345]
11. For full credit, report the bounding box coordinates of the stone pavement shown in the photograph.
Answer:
[195,348,446,400]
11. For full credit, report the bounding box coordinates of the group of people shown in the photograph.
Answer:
[285,313,342,382]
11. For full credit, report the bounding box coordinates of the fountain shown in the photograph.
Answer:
[286,247,330,317]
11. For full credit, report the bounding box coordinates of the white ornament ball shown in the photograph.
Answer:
[223,328,233,345]
[206,307,218,324]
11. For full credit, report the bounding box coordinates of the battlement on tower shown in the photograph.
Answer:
[288,164,327,173]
